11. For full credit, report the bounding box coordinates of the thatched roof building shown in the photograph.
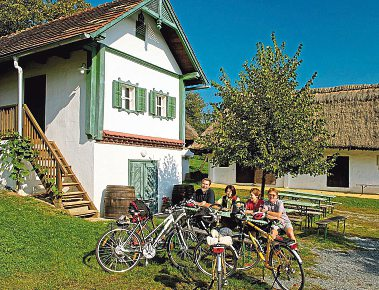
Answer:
[185,122,199,141]
[191,84,379,151]
[315,84,379,150]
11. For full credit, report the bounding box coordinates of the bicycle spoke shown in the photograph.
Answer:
[269,245,304,290]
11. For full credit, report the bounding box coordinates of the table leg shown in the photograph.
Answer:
[343,220,346,234]
[337,220,340,232]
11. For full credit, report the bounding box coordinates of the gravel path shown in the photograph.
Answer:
[306,237,379,290]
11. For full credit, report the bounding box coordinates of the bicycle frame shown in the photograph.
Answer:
[127,208,187,249]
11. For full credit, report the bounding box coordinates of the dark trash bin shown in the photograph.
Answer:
[171,184,194,205]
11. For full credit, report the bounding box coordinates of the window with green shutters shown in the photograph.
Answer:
[149,89,177,119]
[166,96,176,119]
[112,79,146,114]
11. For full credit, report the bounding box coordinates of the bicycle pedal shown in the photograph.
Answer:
[223,279,229,286]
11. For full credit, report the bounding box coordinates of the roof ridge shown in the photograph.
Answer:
[0,0,119,41]
[313,84,379,94]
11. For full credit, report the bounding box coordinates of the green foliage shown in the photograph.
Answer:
[0,132,37,190]
[203,33,335,194]
[185,91,211,134]
[0,0,91,37]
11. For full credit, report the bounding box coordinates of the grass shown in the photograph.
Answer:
[189,154,208,175]
[1,189,377,289]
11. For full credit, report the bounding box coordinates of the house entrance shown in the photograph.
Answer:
[327,156,349,187]
[236,163,254,183]
[24,75,46,131]
[129,160,158,212]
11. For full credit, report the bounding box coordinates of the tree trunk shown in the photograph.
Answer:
[260,169,266,198]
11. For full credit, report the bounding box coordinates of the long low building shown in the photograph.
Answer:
[206,84,379,193]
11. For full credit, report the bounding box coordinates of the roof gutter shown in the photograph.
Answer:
[185,84,210,91]
[0,33,92,64]
[13,57,23,135]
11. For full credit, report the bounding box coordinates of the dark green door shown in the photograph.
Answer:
[129,160,158,212]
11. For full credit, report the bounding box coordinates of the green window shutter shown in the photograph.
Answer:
[167,96,176,119]
[112,80,122,108]
[135,87,146,112]
[149,90,156,115]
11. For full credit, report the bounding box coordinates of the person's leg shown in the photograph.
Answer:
[270,228,279,240]
[285,227,296,242]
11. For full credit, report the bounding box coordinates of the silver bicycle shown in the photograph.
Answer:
[96,203,198,272]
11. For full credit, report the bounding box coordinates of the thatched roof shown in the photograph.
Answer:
[188,123,214,150]
[191,84,379,151]
[185,122,198,140]
[315,84,379,150]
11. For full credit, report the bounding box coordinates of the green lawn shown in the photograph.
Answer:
[189,154,208,175]
[0,190,378,289]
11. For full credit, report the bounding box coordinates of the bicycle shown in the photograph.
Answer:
[96,201,197,272]
[232,208,305,290]
[192,204,238,289]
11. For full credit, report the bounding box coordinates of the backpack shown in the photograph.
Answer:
[128,200,151,221]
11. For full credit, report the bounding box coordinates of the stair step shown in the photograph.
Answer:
[62,182,79,187]
[62,191,84,196]
[63,201,91,208]
[70,209,98,217]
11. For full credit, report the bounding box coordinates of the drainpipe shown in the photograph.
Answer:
[13,57,23,136]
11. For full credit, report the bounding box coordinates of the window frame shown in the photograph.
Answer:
[112,78,146,115]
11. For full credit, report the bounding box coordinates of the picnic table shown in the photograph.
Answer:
[282,200,322,228]
[184,206,268,226]
[279,192,327,206]
[284,190,336,203]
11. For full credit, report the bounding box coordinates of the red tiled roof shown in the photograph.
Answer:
[102,130,184,149]
[0,0,144,59]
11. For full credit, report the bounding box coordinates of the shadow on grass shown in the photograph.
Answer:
[83,249,96,268]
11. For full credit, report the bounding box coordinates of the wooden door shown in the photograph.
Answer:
[129,160,158,212]
[327,156,349,187]
[24,75,46,131]
[236,163,254,183]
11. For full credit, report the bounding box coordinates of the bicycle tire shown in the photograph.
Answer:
[232,234,260,271]
[167,229,198,269]
[96,228,142,273]
[269,244,304,290]
[217,263,223,290]
[194,237,238,278]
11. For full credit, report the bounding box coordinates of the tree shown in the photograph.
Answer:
[185,91,211,134]
[0,0,90,37]
[202,33,335,197]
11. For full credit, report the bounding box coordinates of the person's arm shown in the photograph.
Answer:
[207,189,215,204]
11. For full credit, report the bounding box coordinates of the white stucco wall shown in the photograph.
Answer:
[209,163,237,185]
[103,51,180,139]
[0,69,18,106]
[286,150,379,193]
[209,150,379,193]
[93,143,182,215]
[0,51,95,195]
[102,12,182,74]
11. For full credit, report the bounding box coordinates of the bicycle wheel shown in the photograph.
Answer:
[232,234,260,270]
[269,244,304,290]
[167,229,198,269]
[96,228,142,273]
[217,261,223,290]
[194,238,237,278]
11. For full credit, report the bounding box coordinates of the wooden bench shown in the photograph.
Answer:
[288,214,306,230]
[316,216,347,239]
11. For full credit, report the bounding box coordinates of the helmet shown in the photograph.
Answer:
[252,212,265,220]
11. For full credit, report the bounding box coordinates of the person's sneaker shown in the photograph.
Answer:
[289,241,298,251]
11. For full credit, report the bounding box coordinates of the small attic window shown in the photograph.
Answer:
[136,12,146,41]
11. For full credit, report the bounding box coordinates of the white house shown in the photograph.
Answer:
[0,0,208,217]
[208,85,379,194]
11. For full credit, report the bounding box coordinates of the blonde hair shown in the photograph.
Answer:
[250,188,261,198]
[267,188,279,196]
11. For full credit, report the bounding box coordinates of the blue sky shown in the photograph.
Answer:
[89,0,379,104]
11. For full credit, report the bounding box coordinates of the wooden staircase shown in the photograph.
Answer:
[49,141,98,218]
[0,104,98,218]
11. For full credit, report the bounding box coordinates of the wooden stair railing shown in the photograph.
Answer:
[0,104,18,135]
[22,104,98,218]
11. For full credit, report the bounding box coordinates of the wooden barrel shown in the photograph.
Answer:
[104,185,136,219]
[172,184,195,205]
